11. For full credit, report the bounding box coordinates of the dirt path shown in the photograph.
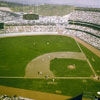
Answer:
[73,37,100,57]
[0,77,92,79]
[0,85,70,100]
[0,85,89,100]
[25,52,86,78]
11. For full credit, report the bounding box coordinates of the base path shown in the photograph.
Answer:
[25,52,86,78]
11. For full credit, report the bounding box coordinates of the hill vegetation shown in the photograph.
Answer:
[0,1,22,8]
[0,1,74,16]
[75,7,100,12]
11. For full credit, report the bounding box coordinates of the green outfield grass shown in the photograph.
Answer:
[50,58,93,77]
[0,78,100,96]
[0,35,80,76]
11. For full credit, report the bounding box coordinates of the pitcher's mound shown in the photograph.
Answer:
[67,65,76,70]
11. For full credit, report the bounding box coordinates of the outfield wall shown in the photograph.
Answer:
[0,32,58,38]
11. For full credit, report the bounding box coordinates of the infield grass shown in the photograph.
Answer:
[50,58,93,77]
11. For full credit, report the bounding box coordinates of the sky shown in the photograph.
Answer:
[1,0,100,8]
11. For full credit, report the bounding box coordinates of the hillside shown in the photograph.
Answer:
[0,1,22,8]
[0,1,74,16]
[0,7,12,12]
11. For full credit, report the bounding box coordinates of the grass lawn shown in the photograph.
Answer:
[50,58,93,77]
[79,44,100,76]
[0,35,80,76]
[0,78,99,96]
[0,36,100,97]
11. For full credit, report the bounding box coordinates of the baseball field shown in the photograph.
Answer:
[0,34,100,100]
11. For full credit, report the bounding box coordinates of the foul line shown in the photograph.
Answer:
[74,38,97,76]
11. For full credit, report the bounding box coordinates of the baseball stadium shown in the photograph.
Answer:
[0,0,100,100]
